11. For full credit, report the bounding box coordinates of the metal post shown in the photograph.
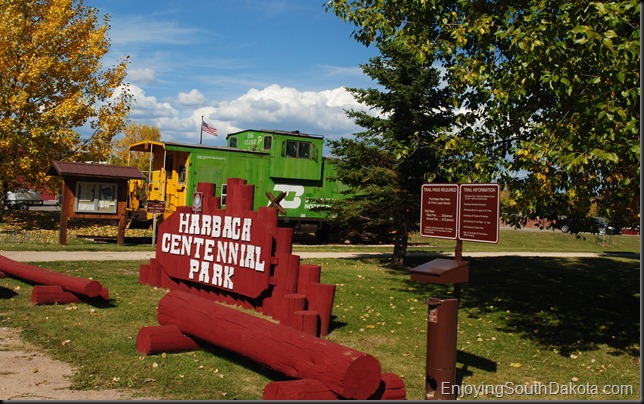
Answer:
[425,297,459,400]
[454,239,463,261]
[152,213,157,246]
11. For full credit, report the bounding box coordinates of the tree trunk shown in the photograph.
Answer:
[391,221,408,267]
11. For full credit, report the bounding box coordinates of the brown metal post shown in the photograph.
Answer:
[425,297,459,400]
[59,181,72,245]
[454,239,463,261]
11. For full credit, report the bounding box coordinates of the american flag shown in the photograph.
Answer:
[201,120,218,136]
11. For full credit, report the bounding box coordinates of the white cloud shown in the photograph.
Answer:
[177,89,208,106]
[109,16,203,46]
[124,84,371,149]
[127,68,157,85]
[129,85,177,119]
[215,84,367,134]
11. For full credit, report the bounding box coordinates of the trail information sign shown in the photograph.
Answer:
[420,184,459,239]
[420,183,499,244]
[458,184,500,243]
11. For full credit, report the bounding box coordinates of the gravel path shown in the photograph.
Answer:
[0,327,154,401]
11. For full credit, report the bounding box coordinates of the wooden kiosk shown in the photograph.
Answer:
[47,161,145,246]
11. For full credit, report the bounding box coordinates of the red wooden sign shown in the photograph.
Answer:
[420,184,459,239]
[155,186,274,299]
[140,178,339,338]
[146,200,166,214]
[458,183,499,243]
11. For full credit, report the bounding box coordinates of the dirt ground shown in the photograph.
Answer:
[0,326,154,401]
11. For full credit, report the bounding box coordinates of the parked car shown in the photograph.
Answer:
[554,216,620,235]
[5,189,43,210]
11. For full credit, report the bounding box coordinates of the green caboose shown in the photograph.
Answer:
[128,129,346,238]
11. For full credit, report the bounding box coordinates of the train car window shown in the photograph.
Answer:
[178,165,186,184]
[165,155,174,179]
[229,137,237,148]
[286,140,298,157]
[221,184,227,206]
[311,143,319,162]
[285,140,312,159]
[298,142,310,159]
[263,136,272,150]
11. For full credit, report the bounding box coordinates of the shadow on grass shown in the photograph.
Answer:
[396,256,640,357]
[0,285,19,299]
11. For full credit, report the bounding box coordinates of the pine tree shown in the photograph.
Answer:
[327,41,453,266]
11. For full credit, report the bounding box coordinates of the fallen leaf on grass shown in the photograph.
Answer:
[510,362,522,368]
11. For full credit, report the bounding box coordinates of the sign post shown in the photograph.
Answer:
[146,200,166,245]
[415,183,499,400]
[420,183,500,252]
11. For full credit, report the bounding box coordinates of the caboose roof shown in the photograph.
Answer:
[226,129,324,140]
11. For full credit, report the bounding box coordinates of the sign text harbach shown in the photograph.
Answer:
[156,209,273,298]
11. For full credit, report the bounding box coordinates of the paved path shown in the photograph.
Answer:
[0,250,638,262]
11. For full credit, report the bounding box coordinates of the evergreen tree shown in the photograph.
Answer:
[327,40,453,266]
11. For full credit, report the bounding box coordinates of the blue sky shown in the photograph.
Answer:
[87,0,380,151]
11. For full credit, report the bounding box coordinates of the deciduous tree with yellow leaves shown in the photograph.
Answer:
[0,0,131,214]
[109,123,161,170]
[327,0,639,230]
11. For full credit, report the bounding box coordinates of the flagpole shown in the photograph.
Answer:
[200,115,203,144]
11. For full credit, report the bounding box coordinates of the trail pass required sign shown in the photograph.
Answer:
[420,184,459,239]
[420,183,499,244]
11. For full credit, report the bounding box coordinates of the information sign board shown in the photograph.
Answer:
[458,184,500,243]
[146,200,166,214]
[420,183,500,244]
[420,184,459,239]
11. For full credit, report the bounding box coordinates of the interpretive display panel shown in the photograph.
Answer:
[458,184,500,243]
[420,183,499,244]
[420,184,459,239]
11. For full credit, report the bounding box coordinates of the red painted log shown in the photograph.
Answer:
[263,253,300,321]
[0,270,6,278]
[136,325,200,355]
[296,264,320,296]
[368,373,407,400]
[293,310,319,336]
[157,290,382,400]
[0,254,103,297]
[283,293,306,327]
[31,285,81,305]
[263,379,338,400]
[139,263,150,285]
[307,282,336,337]
[31,285,109,305]
[148,258,162,287]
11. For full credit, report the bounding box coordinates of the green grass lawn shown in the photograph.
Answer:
[0,253,639,400]
[0,209,640,255]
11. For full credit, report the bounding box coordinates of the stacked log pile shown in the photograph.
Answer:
[0,254,108,305]
[138,179,336,338]
[136,178,406,399]
[140,290,405,400]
